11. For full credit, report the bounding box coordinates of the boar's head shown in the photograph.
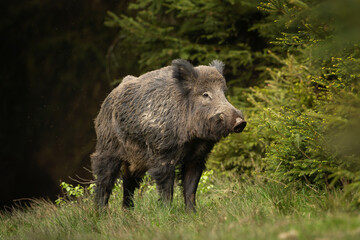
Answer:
[172,59,246,141]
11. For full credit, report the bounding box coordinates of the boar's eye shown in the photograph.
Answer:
[202,92,212,99]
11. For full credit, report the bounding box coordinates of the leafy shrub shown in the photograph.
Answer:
[55,182,95,206]
[249,55,336,186]
[55,170,216,205]
[104,0,275,87]
[212,0,360,203]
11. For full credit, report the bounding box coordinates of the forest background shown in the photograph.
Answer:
[1,0,360,209]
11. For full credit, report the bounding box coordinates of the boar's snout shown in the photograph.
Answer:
[217,109,246,133]
[233,117,247,133]
[231,109,246,133]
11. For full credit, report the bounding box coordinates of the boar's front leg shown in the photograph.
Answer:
[181,160,205,212]
[148,163,175,204]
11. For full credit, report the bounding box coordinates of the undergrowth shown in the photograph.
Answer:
[1,174,359,240]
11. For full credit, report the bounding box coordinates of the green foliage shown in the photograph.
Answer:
[197,169,215,194]
[211,0,360,205]
[247,0,360,196]
[105,0,275,87]
[55,182,95,206]
[249,55,336,186]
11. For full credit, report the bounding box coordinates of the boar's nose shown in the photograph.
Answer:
[233,117,247,133]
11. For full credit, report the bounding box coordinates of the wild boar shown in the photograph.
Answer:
[91,59,246,211]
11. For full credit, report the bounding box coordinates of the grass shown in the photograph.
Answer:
[1,175,360,240]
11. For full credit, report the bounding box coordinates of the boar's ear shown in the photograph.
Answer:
[172,59,198,89]
[209,59,225,75]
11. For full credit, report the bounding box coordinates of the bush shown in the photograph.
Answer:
[104,0,275,87]
[212,0,360,207]
[103,0,360,207]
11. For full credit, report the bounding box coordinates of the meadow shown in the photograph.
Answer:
[1,174,359,240]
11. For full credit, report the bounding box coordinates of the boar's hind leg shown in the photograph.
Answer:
[181,160,205,212]
[148,165,175,204]
[122,163,143,209]
[91,154,122,208]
